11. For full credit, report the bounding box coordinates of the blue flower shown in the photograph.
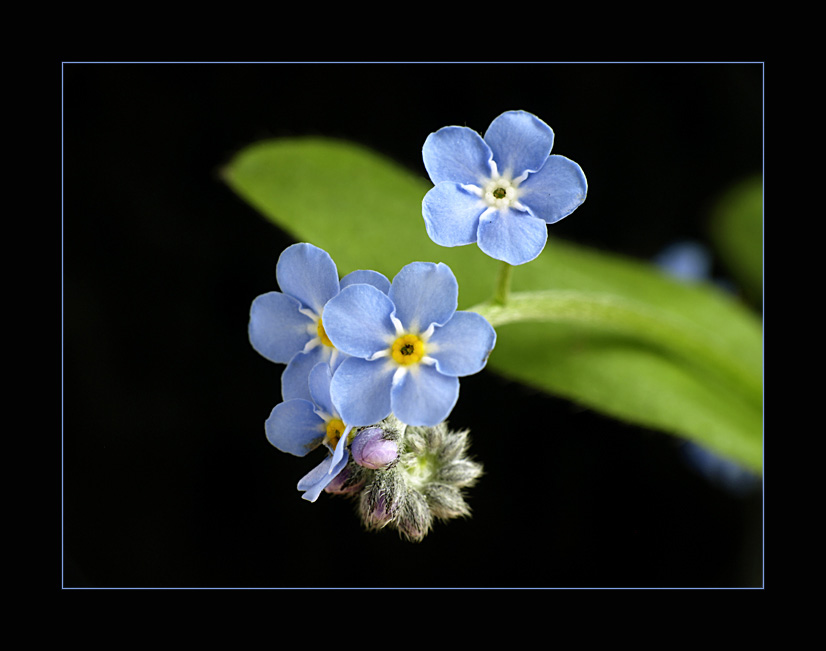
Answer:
[322,261,497,427]
[248,242,390,402]
[422,110,587,265]
[680,441,760,497]
[265,363,354,502]
[653,241,712,282]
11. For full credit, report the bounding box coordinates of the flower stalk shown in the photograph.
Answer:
[492,260,513,306]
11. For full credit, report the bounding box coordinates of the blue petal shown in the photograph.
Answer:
[422,183,485,247]
[389,262,458,334]
[483,110,554,178]
[297,455,330,491]
[427,311,497,377]
[330,356,394,426]
[308,362,336,417]
[391,365,460,427]
[422,125,493,186]
[297,455,346,503]
[518,155,587,224]
[477,208,549,265]
[265,399,325,457]
[328,427,352,474]
[276,243,341,315]
[322,284,396,358]
[340,269,391,295]
[249,291,314,364]
[280,346,333,402]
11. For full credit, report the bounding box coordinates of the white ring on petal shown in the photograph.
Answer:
[298,306,319,321]
[301,337,321,354]
[392,366,408,386]
[390,314,405,337]
[460,183,484,198]
[368,348,391,361]
[513,170,530,184]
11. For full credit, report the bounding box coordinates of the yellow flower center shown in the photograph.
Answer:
[391,334,425,366]
[326,418,345,448]
[317,319,334,347]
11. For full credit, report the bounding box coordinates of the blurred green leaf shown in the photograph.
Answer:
[472,290,762,472]
[223,137,502,308]
[709,175,763,306]
[472,290,761,401]
[224,137,763,472]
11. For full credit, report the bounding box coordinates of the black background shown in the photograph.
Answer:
[63,62,763,588]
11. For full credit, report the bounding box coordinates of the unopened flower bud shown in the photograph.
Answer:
[359,466,406,529]
[352,427,399,470]
[395,489,433,543]
[324,465,364,495]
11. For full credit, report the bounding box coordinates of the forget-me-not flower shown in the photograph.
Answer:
[248,242,390,401]
[422,110,587,265]
[266,363,354,502]
[322,261,496,428]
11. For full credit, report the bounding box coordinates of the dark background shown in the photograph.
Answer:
[63,62,763,588]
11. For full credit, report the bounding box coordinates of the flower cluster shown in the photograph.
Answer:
[348,417,483,542]
[250,110,584,540]
[250,242,495,519]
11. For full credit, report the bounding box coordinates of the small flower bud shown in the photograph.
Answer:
[352,427,399,470]
[361,492,393,529]
[395,489,433,543]
[350,420,484,542]
[359,468,406,529]
[424,482,471,519]
[323,465,364,495]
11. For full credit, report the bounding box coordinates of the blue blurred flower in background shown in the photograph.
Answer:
[681,440,760,498]
[421,110,587,265]
[653,241,712,282]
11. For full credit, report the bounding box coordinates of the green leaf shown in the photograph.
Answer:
[223,137,502,308]
[471,291,762,472]
[224,137,763,472]
[472,290,761,402]
[708,175,763,306]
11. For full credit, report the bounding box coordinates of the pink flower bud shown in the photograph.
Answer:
[352,427,398,470]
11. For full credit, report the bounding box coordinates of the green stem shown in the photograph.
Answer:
[492,261,513,306]
[469,289,763,408]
